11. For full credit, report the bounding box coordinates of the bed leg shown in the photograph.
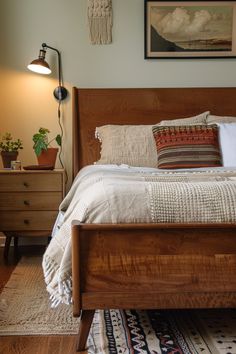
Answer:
[4,233,12,262]
[76,309,95,352]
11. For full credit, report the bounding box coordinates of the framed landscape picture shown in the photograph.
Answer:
[145,1,236,58]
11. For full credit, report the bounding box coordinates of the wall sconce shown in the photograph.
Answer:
[28,43,68,181]
[28,43,68,101]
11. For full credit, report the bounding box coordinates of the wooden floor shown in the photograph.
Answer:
[0,246,86,354]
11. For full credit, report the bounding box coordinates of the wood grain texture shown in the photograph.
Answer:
[72,225,81,317]
[0,336,78,354]
[0,211,58,231]
[76,310,94,352]
[0,171,63,192]
[82,292,236,310]
[0,192,62,210]
[82,254,236,293]
[77,227,236,294]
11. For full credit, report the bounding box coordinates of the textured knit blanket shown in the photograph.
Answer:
[42,165,236,306]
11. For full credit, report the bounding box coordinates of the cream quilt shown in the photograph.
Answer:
[42,165,236,306]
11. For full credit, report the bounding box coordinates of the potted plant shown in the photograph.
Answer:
[0,132,23,168]
[33,127,61,168]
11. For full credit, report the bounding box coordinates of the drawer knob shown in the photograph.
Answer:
[23,182,29,188]
[24,200,30,206]
[23,219,29,225]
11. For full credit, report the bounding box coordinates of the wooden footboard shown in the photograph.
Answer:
[72,222,236,351]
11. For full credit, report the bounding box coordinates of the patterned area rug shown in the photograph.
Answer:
[89,308,236,353]
[1,256,236,354]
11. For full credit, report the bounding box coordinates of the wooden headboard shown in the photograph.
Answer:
[72,87,236,178]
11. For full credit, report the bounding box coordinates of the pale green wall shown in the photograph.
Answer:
[1,0,236,182]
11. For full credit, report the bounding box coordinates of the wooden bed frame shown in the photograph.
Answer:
[71,87,236,352]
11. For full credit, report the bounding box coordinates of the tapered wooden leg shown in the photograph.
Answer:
[4,234,12,262]
[13,236,18,258]
[76,310,95,352]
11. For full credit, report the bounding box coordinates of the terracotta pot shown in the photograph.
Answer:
[37,148,58,168]
[1,151,18,168]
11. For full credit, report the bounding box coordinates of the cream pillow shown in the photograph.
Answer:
[207,115,236,124]
[159,111,209,126]
[95,124,157,167]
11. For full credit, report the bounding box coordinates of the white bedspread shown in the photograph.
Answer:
[42,164,236,306]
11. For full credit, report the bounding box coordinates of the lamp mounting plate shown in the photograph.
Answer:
[53,86,68,101]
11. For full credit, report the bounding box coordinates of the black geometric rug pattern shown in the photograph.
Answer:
[89,309,236,354]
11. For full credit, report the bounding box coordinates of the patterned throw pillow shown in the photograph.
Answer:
[152,125,222,169]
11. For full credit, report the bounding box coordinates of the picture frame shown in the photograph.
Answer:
[145,0,236,59]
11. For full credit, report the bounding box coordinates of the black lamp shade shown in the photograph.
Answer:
[28,58,51,75]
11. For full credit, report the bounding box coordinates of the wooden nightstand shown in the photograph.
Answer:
[0,169,65,260]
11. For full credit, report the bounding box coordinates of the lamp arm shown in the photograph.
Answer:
[42,43,62,87]
[41,43,67,101]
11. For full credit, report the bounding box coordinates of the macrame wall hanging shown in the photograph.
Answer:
[87,0,113,44]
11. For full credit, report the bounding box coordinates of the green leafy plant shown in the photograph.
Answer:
[33,127,61,156]
[0,132,23,152]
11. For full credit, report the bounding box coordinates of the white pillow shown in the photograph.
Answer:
[219,123,236,166]
[207,115,236,124]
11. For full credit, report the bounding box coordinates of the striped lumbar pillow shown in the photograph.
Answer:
[152,125,222,169]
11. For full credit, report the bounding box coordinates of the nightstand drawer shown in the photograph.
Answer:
[0,173,62,192]
[0,192,62,210]
[0,211,58,231]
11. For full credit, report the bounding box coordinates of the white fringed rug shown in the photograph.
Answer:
[0,256,80,335]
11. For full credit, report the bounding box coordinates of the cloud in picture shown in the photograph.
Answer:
[151,5,233,43]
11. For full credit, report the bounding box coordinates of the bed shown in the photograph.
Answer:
[50,87,236,352]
